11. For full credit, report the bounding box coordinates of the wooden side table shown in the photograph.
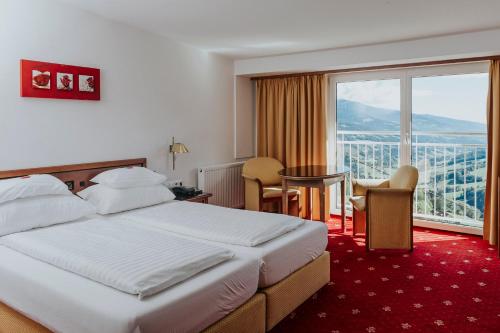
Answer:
[182,193,213,204]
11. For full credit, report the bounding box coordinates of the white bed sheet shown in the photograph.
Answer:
[120,201,305,246]
[117,205,328,288]
[0,245,259,333]
[0,218,234,299]
[232,220,328,287]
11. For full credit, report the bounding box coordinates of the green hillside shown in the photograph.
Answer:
[337,99,486,227]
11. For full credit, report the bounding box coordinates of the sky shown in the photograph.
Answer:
[337,73,488,124]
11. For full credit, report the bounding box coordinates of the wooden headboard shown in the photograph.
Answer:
[0,158,147,193]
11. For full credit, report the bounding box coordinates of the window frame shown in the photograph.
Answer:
[328,61,489,233]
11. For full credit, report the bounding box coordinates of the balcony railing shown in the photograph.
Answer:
[336,130,487,228]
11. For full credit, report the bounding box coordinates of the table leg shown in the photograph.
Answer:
[282,179,289,215]
[305,187,312,220]
[341,178,346,232]
[319,183,326,222]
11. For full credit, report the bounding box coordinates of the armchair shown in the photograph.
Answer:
[349,165,418,250]
[242,157,300,214]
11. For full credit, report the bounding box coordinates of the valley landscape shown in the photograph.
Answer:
[337,99,486,227]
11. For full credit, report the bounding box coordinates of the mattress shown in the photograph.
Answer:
[232,221,328,287]
[0,245,259,333]
[118,204,328,288]
[0,218,234,299]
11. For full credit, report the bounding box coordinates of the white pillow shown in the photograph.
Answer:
[0,174,71,205]
[77,184,175,214]
[91,167,167,189]
[0,195,96,236]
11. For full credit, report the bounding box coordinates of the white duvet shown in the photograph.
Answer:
[120,201,305,246]
[0,218,233,299]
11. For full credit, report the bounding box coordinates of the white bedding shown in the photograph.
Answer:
[0,198,325,332]
[116,203,328,287]
[0,218,233,299]
[0,245,259,333]
[142,220,328,287]
[228,221,328,287]
[120,201,305,246]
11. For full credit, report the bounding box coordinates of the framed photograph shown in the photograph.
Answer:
[32,70,51,89]
[79,75,95,92]
[21,59,100,100]
[57,73,73,91]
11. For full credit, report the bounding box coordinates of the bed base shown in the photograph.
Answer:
[0,293,266,333]
[202,293,265,333]
[260,251,330,331]
[0,302,51,333]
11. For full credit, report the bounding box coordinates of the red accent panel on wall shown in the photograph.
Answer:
[20,59,100,100]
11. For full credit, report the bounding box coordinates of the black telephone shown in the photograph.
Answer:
[171,186,202,200]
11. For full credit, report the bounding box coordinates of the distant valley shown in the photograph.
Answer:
[337,99,486,226]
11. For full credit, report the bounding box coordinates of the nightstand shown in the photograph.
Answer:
[177,193,213,204]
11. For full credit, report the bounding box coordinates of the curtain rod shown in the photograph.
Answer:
[249,55,500,80]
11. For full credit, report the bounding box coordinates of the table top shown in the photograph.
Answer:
[279,165,347,180]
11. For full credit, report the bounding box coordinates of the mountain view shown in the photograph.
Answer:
[336,99,486,227]
[337,99,486,143]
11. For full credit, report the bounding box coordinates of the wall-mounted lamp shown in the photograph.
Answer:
[169,136,188,170]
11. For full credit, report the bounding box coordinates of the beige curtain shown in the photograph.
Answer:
[484,61,500,246]
[256,75,329,220]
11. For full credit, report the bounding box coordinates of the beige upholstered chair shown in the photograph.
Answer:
[242,157,300,214]
[349,165,419,250]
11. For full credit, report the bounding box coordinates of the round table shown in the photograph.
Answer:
[279,165,347,230]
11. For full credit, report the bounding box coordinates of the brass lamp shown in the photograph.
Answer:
[169,137,188,170]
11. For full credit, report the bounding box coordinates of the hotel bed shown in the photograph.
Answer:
[116,202,328,287]
[0,243,260,333]
[0,158,330,332]
[115,201,329,330]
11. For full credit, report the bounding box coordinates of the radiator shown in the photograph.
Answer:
[197,161,245,208]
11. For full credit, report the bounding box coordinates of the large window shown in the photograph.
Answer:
[330,63,489,231]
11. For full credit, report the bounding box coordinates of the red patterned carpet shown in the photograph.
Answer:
[272,219,500,333]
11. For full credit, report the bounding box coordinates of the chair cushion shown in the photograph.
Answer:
[263,187,300,199]
[389,165,419,190]
[349,196,366,211]
[242,157,284,186]
[351,179,390,196]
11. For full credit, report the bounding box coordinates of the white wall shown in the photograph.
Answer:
[235,28,500,75]
[233,76,254,158]
[0,0,235,186]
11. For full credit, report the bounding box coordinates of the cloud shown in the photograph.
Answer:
[336,73,488,124]
[337,79,399,110]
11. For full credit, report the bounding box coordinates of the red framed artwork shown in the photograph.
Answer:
[20,59,100,100]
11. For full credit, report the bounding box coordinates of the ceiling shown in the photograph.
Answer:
[57,0,500,59]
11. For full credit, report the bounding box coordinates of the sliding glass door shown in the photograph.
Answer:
[330,62,489,231]
[410,70,488,228]
[333,75,402,202]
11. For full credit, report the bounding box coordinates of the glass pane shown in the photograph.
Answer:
[336,79,401,206]
[411,73,488,228]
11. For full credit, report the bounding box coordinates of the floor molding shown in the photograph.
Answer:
[413,219,482,236]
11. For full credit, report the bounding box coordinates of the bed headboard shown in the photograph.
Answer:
[0,158,147,193]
